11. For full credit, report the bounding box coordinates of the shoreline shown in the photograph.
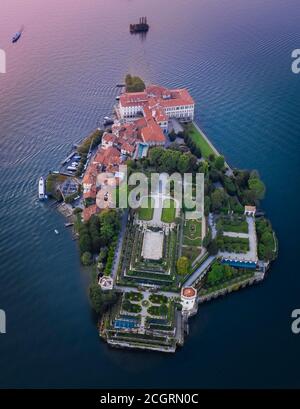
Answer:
[46,89,277,354]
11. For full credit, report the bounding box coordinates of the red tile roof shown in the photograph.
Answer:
[141,119,166,144]
[82,205,99,222]
[102,132,116,144]
[121,142,135,154]
[94,146,121,167]
[182,287,196,298]
[119,91,148,107]
[119,85,194,109]
[83,186,97,200]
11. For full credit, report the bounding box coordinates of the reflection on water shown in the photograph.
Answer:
[0,0,300,388]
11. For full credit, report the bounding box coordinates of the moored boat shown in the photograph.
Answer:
[38,177,45,200]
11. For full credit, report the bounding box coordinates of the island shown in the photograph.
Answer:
[46,76,278,353]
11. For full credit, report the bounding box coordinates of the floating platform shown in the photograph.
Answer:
[130,17,149,33]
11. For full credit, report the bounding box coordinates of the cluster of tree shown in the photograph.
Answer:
[45,174,65,201]
[203,163,266,215]
[125,74,146,92]
[77,129,103,156]
[81,251,93,266]
[206,262,236,285]
[205,189,242,216]
[78,210,120,260]
[176,256,190,276]
[234,169,266,205]
[75,129,103,176]
[89,281,118,314]
[148,304,168,316]
[104,244,116,275]
[148,147,197,174]
[182,131,202,158]
[216,234,249,254]
[123,300,142,313]
[256,218,276,261]
[202,228,219,255]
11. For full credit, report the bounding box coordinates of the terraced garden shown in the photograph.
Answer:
[183,218,202,246]
[217,215,248,234]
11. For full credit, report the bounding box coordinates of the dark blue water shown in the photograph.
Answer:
[0,0,300,388]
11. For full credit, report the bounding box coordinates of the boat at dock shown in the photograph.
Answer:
[103,116,114,126]
[38,177,45,200]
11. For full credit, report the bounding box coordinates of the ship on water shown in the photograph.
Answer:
[38,177,45,200]
[12,26,24,43]
[130,17,149,33]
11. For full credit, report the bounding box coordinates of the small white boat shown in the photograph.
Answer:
[38,177,45,200]
[67,166,77,171]
[54,229,59,235]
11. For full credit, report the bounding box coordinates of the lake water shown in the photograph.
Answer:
[0,0,300,388]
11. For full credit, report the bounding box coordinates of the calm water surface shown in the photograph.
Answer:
[0,0,300,388]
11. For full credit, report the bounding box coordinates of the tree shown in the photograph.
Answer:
[176,256,190,275]
[177,153,190,173]
[224,264,234,279]
[207,263,224,284]
[125,74,146,92]
[204,196,211,217]
[223,176,237,196]
[239,188,257,205]
[207,239,219,255]
[210,169,220,183]
[202,229,212,248]
[99,210,120,244]
[248,174,266,201]
[81,251,92,266]
[89,283,118,314]
[211,189,227,212]
[79,233,92,254]
[149,147,163,166]
[215,156,225,170]
[89,215,102,253]
[208,153,216,162]
[235,169,250,189]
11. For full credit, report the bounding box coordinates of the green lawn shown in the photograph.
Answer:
[181,246,199,266]
[161,199,176,223]
[186,123,215,158]
[217,216,248,234]
[183,218,202,246]
[138,197,154,221]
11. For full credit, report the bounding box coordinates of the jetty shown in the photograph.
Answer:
[61,151,77,166]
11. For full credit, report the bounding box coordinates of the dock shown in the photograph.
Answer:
[61,151,77,166]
